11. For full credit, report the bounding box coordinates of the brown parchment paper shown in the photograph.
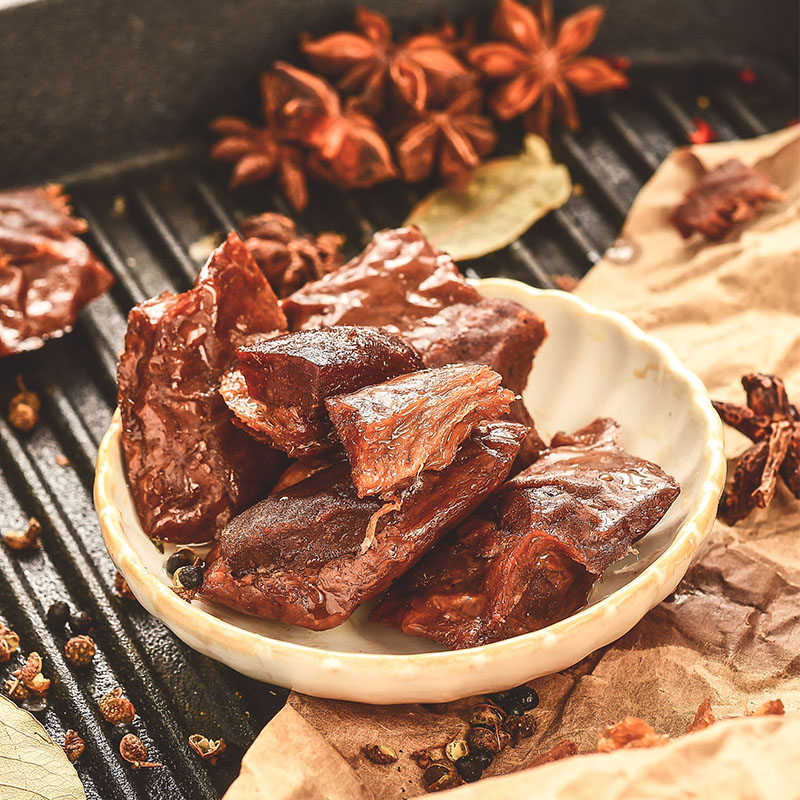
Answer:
[224,127,800,800]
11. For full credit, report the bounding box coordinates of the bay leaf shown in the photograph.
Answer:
[0,695,85,800]
[404,134,571,261]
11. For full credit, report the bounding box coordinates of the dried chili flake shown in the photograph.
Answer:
[596,716,669,752]
[751,699,785,716]
[553,274,578,292]
[468,0,628,136]
[670,159,783,241]
[712,374,799,524]
[686,117,717,144]
[686,697,716,733]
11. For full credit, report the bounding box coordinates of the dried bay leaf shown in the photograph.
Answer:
[405,134,571,261]
[0,695,85,800]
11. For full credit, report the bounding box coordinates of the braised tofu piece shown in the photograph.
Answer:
[326,364,515,498]
[237,326,423,408]
[398,298,546,395]
[370,517,592,649]
[219,368,335,457]
[282,227,480,331]
[371,418,679,648]
[117,233,287,543]
[223,326,424,456]
[200,421,526,629]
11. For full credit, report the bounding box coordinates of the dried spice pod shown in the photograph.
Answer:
[4,673,30,700]
[3,517,42,550]
[64,635,96,667]
[0,623,20,662]
[63,729,86,763]
[468,0,628,136]
[467,724,510,754]
[8,376,41,431]
[362,743,398,764]
[422,761,462,792]
[470,702,505,728]
[712,373,800,523]
[20,652,50,694]
[189,734,227,765]
[99,687,135,724]
[119,733,162,769]
[687,697,716,733]
[502,712,537,743]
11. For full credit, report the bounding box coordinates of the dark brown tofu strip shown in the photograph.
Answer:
[200,420,527,630]
[326,364,515,498]
[223,326,424,456]
[117,233,287,543]
[370,417,680,649]
[397,298,547,396]
[237,326,423,408]
[282,227,481,331]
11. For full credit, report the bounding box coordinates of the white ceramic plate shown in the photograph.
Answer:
[95,279,726,703]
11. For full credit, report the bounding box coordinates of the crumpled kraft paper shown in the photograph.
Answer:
[224,127,800,800]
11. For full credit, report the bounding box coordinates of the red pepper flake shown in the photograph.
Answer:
[687,117,717,144]
[737,68,757,85]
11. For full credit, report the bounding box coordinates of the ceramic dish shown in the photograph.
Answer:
[94,278,726,704]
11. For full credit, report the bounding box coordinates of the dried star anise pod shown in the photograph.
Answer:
[468,0,629,136]
[670,159,783,240]
[264,62,397,190]
[712,373,800,524]
[239,212,344,298]
[300,6,472,116]
[209,116,309,213]
[394,89,497,184]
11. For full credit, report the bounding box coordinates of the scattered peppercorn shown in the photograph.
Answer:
[119,733,162,769]
[445,739,469,762]
[64,635,96,667]
[0,623,20,663]
[19,651,50,694]
[69,611,93,635]
[3,517,42,550]
[46,601,71,631]
[189,734,227,765]
[454,755,483,783]
[467,724,509,754]
[173,564,203,590]
[422,762,461,792]
[63,729,86,763]
[114,572,136,602]
[8,376,40,432]
[502,712,537,743]
[470,702,504,728]
[4,674,30,700]
[491,686,539,715]
[362,743,399,764]
[470,749,493,770]
[99,687,135,724]
[166,548,198,576]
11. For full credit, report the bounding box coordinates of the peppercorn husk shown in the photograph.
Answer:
[189,733,227,765]
[114,571,136,602]
[362,743,398,764]
[64,635,96,667]
[19,651,50,694]
[99,687,135,724]
[0,623,20,663]
[63,729,86,763]
[8,376,40,432]
[3,517,42,550]
[119,733,162,769]
[421,761,462,792]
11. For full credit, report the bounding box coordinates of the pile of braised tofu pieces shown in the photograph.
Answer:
[117,227,679,649]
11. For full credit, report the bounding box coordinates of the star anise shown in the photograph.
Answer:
[265,62,397,189]
[209,116,309,212]
[300,7,472,116]
[713,373,800,524]
[394,89,497,183]
[239,212,345,297]
[468,0,629,136]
